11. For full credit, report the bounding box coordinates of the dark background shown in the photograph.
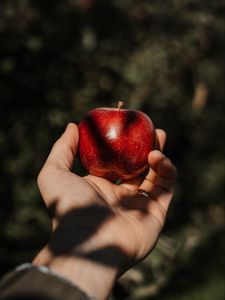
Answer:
[0,1,224,299]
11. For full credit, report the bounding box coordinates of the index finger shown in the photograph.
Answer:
[156,129,166,152]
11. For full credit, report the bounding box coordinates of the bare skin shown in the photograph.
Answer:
[33,123,177,300]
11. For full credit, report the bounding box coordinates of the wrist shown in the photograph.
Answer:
[33,246,118,300]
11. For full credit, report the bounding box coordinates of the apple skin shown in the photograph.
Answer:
[78,106,156,181]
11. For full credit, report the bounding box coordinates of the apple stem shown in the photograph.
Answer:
[117,101,124,110]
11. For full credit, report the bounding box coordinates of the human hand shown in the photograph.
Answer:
[33,123,176,300]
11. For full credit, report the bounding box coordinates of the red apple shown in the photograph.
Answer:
[78,101,156,181]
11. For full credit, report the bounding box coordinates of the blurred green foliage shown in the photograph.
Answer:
[0,0,224,299]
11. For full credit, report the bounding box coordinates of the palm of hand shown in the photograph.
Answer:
[84,174,164,261]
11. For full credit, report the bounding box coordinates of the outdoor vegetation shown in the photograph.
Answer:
[0,0,224,299]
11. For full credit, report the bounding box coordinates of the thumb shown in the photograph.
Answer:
[45,123,79,170]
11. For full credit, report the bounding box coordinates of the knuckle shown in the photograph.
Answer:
[160,157,177,180]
